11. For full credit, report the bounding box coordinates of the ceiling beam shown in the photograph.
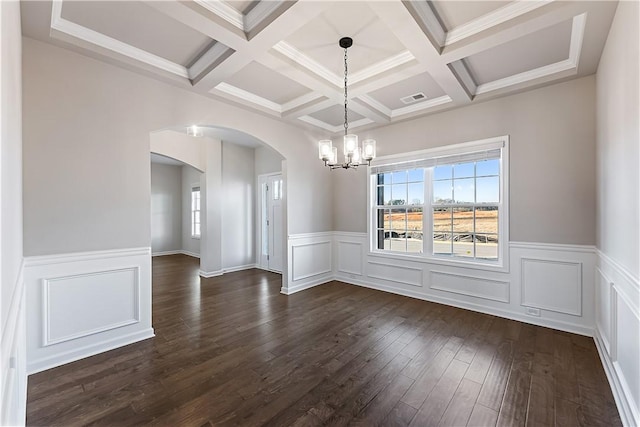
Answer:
[367,1,472,104]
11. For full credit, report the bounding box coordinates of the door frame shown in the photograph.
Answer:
[256,172,282,272]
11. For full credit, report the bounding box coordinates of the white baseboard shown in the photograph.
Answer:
[281,275,332,295]
[223,263,257,273]
[594,328,639,427]
[200,263,257,277]
[199,269,223,278]
[182,250,200,259]
[152,250,200,258]
[28,328,155,375]
[335,274,593,336]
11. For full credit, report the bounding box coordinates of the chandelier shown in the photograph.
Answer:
[318,37,376,170]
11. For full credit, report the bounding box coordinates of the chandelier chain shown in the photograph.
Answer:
[344,47,348,136]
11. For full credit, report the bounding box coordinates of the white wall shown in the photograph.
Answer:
[333,76,597,246]
[594,2,640,426]
[150,163,182,254]
[181,165,202,257]
[222,142,255,270]
[0,1,26,424]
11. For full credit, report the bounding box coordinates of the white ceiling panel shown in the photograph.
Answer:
[367,71,446,111]
[464,18,573,85]
[61,1,213,67]
[309,105,365,127]
[224,61,311,105]
[283,2,406,78]
[430,1,506,31]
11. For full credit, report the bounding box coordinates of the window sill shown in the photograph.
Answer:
[367,250,509,273]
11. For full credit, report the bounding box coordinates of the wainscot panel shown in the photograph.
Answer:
[595,250,639,427]
[283,233,333,294]
[333,234,595,336]
[24,248,154,374]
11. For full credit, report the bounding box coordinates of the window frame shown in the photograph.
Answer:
[191,185,201,239]
[367,136,510,272]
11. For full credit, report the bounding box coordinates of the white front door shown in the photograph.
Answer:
[259,174,283,272]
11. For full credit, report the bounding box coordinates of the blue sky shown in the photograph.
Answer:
[379,160,500,205]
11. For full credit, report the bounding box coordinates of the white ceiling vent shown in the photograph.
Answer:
[400,92,427,105]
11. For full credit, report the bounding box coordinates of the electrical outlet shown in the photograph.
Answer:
[525,307,541,317]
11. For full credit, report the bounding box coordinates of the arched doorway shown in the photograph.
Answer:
[149,125,285,282]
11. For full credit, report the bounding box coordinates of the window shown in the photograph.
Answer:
[370,136,508,267]
[191,186,201,238]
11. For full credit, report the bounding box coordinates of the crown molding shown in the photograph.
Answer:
[194,0,244,31]
[274,43,416,89]
[568,13,587,65]
[350,51,416,85]
[281,92,323,113]
[50,0,189,79]
[297,115,373,133]
[245,1,284,32]
[474,12,584,96]
[188,42,232,80]
[448,61,477,98]
[213,82,282,113]
[272,41,342,87]
[406,0,446,47]
[357,95,392,118]
[444,0,554,46]
[475,59,574,95]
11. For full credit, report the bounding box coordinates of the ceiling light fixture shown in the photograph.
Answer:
[319,37,376,170]
[187,125,203,137]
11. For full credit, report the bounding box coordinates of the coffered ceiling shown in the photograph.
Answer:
[21,1,618,135]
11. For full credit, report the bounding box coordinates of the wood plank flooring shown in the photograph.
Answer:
[26,255,621,426]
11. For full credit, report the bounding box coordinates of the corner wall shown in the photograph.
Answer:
[594,2,640,426]
[0,1,26,424]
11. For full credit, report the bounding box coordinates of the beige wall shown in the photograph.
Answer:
[222,142,255,268]
[255,145,283,176]
[596,0,639,277]
[150,163,182,253]
[333,76,597,246]
[22,37,330,257]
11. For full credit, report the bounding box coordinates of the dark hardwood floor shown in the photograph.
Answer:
[27,255,621,426]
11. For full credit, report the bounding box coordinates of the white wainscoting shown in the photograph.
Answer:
[283,233,333,294]
[1,261,27,426]
[594,250,640,427]
[333,233,595,336]
[24,247,154,374]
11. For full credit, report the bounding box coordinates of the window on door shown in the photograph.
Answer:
[191,186,201,238]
